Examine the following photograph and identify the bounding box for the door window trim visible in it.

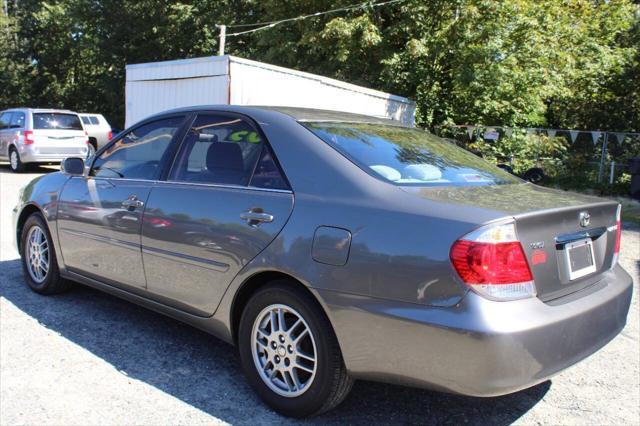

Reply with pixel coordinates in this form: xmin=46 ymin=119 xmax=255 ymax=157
xmin=153 ymin=179 xmax=292 ymax=194
xmin=166 ymin=110 xmax=292 ymax=192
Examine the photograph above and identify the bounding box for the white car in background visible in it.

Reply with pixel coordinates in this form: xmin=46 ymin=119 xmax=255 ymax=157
xmin=0 ymin=108 xmax=89 ymax=172
xmin=79 ymin=113 xmax=113 ymax=156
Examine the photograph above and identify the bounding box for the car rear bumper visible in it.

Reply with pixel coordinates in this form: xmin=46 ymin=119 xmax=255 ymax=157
xmin=17 ymin=144 xmax=88 ymax=163
xmin=316 ymin=264 xmax=633 ymax=396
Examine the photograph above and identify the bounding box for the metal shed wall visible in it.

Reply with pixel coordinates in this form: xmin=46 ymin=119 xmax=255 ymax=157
xmin=228 ymin=57 xmax=415 ymax=125
xmin=125 ymin=55 xmax=415 ymax=127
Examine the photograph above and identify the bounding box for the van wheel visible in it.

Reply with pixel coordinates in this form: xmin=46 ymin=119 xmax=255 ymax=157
xmin=9 ymin=147 xmax=25 ymax=173
xmin=238 ymin=281 xmax=353 ymax=418
xmin=20 ymin=213 xmax=72 ymax=294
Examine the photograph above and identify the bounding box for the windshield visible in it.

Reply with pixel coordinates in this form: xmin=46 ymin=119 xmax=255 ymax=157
xmin=33 ymin=113 xmax=83 ymax=130
xmin=305 ymin=122 xmax=520 ymax=187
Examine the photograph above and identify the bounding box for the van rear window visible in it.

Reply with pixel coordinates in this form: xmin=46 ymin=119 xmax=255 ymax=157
xmin=33 ymin=113 xmax=83 ymax=130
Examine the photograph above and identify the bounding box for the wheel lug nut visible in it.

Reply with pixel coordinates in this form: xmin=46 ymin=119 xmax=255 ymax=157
xmin=279 ymin=335 xmax=285 ymax=343
xmin=288 ymin=345 xmax=293 ymax=353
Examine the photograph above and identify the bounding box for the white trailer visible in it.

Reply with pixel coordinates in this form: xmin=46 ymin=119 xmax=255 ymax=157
xmin=125 ymin=55 xmax=415 ymax=127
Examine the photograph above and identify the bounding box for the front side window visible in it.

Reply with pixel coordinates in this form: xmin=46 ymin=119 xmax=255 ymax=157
xmin=91 ymin=116 xmax=185 ymax=180
xmin=305 ymin=122 xmax=520 ymax=187
xmin=33 ymin=113 xmax=83 ymax=130
xmin=170 ymin=114 xmax=265 ymax=186
xmin=10 ymin=112 xmax=25 ymax=129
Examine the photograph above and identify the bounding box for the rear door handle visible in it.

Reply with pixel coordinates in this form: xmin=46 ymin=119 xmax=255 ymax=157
xmin=240 ymin=209 xmax=274 ymax=227
xmin=121 ymin=195 xmax=144 ymax=210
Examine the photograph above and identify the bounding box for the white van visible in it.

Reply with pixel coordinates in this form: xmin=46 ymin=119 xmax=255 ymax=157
xmin=0 ymin=108 xmax=89 ymax=172
xmin=79 ymin=113 xmax=113 ymax=155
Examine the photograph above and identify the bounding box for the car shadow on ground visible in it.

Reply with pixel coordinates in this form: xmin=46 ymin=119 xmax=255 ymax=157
xmin=0 ymin=258 xmax=551 ymax=425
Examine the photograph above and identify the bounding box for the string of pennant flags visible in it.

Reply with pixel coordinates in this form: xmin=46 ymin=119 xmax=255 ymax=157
xmin=449 ymin=125 xmax=640 ymax=145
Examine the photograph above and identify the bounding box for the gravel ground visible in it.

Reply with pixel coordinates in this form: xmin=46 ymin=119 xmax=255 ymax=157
xmin=1 ymin=164 xmax=638 ymax=425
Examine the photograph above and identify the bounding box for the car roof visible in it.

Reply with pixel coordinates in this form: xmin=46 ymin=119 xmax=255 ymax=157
xmin=153 ymin=105 xmax=409 ymax=127
xmin=3 ymin=108 xmax=78 ymax=114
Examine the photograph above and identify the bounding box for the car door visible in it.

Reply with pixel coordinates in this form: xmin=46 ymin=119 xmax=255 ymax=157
xmin=57 ymin=114 xmax=189 ymax=290
xmin=140 ymin=113 xmax=294 ymax=316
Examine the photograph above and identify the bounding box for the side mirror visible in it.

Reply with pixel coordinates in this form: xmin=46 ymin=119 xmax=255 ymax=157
xmin=61 ymin=157 xmax=85 ymax=175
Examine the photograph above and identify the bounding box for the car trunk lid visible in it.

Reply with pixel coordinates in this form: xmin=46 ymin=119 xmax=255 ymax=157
xmin=402 ymin=183 xmax=619 ymax=301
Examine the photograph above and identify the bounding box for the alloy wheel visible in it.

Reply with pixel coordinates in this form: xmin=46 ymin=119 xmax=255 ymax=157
xmin=26 ymin=225 xmax=49 ymax=283
xmin=251 ymin=304 xmax=318 ymax=398
xmin=10 ymin=150 xmax=18 ymax=170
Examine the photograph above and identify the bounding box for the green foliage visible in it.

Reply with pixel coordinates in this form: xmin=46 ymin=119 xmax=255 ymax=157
xmin=470 ymin=132 xmax=569 ymax=175
xmin=0 ymin=0 xmax=638 ymax=133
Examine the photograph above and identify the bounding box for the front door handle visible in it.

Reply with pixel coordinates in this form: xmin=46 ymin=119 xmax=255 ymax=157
xmin=240 ymin=209 xmax=274 ymax=227
xmin=121 ymin=195 xmax=144 ymax=210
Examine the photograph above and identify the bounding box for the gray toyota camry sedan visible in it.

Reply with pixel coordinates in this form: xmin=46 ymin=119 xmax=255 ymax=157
xmin=13 ymin=106 xmax=633 ymax=418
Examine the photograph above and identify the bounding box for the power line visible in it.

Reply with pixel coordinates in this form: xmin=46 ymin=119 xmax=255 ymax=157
xmin=224 ymin=0 xmax=408 ymax=37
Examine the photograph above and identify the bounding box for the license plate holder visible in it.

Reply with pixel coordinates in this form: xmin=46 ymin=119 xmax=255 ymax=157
xmin=565 ymin=238 xmax=597 ymax=281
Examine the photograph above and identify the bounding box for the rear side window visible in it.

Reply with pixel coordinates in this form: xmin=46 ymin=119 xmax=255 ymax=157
xmin=10 ymin=112 xmax=25 ymax=129
xmin=170 ymin=114 xmax=265 ymax=186
xmin=89 ymin=116 xmax=100 ymax=125
xmin=33 ymin=113 xmax=83 ymax=130
xmin=81 ymin=116 xmax=91 ymax=125
xmin=305 ymin=122 xmax=519 ymax=187
xmin=91 ymin=116 xmax=185 ymax=180
xmin=250 ymin=146 xmax=290 ymax=190
xmin=0 ymin=112 xmax=12 ymax=129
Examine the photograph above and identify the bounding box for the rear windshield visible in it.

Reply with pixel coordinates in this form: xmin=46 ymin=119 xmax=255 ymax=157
xmin=305 ymin=122 xmax=519 ymax=187
xmin=33 ymin=113 xmax=83 ymax=130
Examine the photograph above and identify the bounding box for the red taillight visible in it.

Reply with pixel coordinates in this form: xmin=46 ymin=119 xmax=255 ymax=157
xmin=450 ymin=222 xmax=536 ymax=300
xmin=23 ymin=130 xmax=34 ymax=145
xmin=614 ymin=220 xmax=622 ymax=254
xmin=451 ymin=241 xmax=533 ymax=285
xmin=612 ymin=204 xmax=622 ymax=267
xmin=108 ymin=131 xmax=113 ymax=140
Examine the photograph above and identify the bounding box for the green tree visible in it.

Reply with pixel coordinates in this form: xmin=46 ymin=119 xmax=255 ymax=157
xmin=0 ymin=0 xmax=638 ymax=132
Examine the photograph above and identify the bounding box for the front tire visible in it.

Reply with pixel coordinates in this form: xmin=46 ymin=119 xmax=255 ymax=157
xmin=238 ymin=281 xmax=353 ymax=418
xmin=20 ymin=213 xmax=72 ymax=294
xmin=9 ymin=147 xmax=25 ymax=173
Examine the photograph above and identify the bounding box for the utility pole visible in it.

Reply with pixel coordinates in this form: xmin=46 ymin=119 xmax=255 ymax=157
xmin=216 ymin=24 xmax=226 ymax=56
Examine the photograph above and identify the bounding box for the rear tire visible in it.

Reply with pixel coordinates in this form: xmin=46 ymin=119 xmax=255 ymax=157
xmin=9 ymin=147 xmax=25 ymax=173
xmin=20 ymin=213 xmax=72 ymax=294
xmin=238 ymin=281 xmax=353 ymax=418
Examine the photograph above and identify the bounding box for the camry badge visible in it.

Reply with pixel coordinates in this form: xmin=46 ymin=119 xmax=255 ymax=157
xmin=579 ymin=211 xmax=590 ymax=228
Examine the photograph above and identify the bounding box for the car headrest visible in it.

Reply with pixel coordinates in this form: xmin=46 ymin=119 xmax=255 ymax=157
xmin=403 ymin=164 xmax=442 ymax=181
xmin=206 ymin=142 xmax=244 ymax=172
xmin=370 ymin=165 xmax=401 ymax=181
